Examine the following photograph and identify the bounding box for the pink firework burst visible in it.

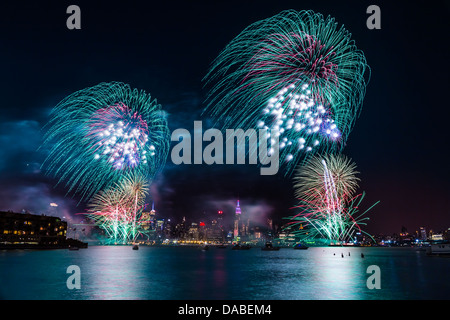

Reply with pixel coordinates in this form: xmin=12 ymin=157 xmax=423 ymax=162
xmin=243 ymin=32 xmax=339 ymax=105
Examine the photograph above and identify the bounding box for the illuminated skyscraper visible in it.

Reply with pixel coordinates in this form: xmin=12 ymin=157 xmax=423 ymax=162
xmin=236 ymin=200 xmax=241 ymax=215
xmin=141 ymin=202 xmax=156 ymax=231
xmin=234 ymin=200 xmax=241 ymax=238
xmin=217 ymin=210 xmax=223 ymax=227
xmin=420 ymin=227 xmax=427 ymax=241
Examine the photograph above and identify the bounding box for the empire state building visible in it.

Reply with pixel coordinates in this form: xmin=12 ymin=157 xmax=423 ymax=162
xmin=233 ymin=200 xmax=241 ymax=238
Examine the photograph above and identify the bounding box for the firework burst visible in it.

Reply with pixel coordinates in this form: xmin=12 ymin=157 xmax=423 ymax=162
xmin=203 ymin=10 xmax=369 ymax=174
xmin=285 ymin=154 xmax=378 ymax=243
xmin=85 ymin=173 xmax=151 ymax=244
xmin=293 ymin=153 xmax=360 ymax=205
xmin=41 ymin=82 xmax=170 ymax=201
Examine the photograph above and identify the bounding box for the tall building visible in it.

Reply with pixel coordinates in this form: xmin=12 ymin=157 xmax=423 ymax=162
xmin=149 ymin=202 xmax=156 ymax=230
xmin=175 ymin=216 xmax=187 ymax=239
xmin=233 ymin=199 xmax=250 ymax=240
xmin=420 ymin=227 xmax=427 ymax=241
xmin=188 ymin=222 xmax=199 ymax=240
xmin=241 ymin=217 xmax=249 ymax=238
xmin=208 ymin=219 xmax=225 ymax=243
xmin=235 ymin=200 xmax=241 ymax=215
xmin=267 ymin=218 xmax=273 ymax=231
xmin=234 ymin=200 xmax=241 ymax=238
xmin=156 ymin=219 xmax=165 ymax=232
xmin=141 ymin=202 xmax=156 ymax=231
xmin=217 ymin=210 xmax=223 ymax=226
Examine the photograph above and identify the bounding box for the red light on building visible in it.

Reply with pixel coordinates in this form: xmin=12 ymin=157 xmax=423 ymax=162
xmin=199 ymin=222 xmax=206 ymax=227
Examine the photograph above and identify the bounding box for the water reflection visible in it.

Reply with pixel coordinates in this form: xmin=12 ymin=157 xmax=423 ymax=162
xmin=81 ymin=246 xmax=146 ymax=299
xmin=309 ymin=247 xmax=369 ymax=299
xmin=212 ymin=251 xmax=227 ymax=296
xmin=0 ymin=246 xmax=449 ymax=299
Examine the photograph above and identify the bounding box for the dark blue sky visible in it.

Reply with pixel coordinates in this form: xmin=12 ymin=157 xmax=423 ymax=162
xmin=0 ymin=0 xmax=449 ymax=235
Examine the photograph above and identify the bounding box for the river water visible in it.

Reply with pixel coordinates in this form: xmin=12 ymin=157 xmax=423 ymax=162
xmin=0 ymin=245 xmax=448 ymax=300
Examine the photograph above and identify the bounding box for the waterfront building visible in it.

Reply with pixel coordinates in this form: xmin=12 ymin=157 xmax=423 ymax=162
xmin=0 ymin=211 xmax=67 ymax=246
xmin=0 ymin=210 xmax=86 ymax=248
xmin=431 ymin=233 xmax=444 ymax=241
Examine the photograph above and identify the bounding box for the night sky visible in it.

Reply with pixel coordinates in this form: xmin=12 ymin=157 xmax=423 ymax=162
xmin=0 ymin=0 xmax=449 ymax=235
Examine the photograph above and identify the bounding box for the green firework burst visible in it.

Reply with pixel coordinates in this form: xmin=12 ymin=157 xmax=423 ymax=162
xmin=41 ymin=82 xmax=170 ymax=202
xmin=203 ymin=10 xmax=370 ymax=175
xmin=285 ymin=153 xmax=379 ymax=243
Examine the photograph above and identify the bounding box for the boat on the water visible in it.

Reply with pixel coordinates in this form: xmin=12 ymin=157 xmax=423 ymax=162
xmin=293 ymin=243 xmax=309 ymax=250
xmin=261 ymin=242 xmax=280 ymax=251
xmin=132 ymin=244 xmax=139 ymax=250
xmin=426 ymin=242 xmax=450 ymax=256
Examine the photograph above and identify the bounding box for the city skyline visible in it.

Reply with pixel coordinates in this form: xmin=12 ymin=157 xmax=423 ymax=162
xmin=3 ymin=190 xmax=448 ymax=239
xmin=0 ymin=1 xmax=449 ymax=237
xmin=32 ymin=196 xmax=448 ymax=244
